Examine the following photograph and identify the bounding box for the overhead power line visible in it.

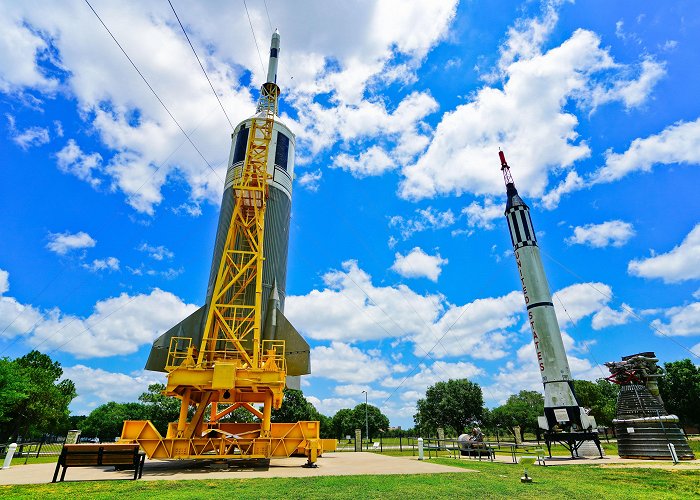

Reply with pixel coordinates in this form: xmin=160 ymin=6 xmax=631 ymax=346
xmin=167 ymin=0 xmax=235 ymax=131
xmin=242 ymin=0 xmax=266 ymax=75
xmin=83 ymin=0 xmax=222 ymax=183
xmin=263 ymin=0 xmax=274 ymax=33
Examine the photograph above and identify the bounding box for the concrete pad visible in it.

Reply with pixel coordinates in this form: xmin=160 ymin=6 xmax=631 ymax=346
xmin=0 ymin=452 xmax=477 ymax=485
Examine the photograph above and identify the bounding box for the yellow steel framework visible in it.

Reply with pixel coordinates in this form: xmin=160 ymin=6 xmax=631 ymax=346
xmin=121 ymin=83 xmax=333 ymax=464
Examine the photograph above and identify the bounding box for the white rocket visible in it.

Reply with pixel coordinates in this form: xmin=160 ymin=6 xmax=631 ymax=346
xmin=500 ymin=150 xmax=594 ymax=431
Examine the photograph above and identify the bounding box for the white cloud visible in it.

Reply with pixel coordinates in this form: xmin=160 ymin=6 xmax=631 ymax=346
xmin=332 ymin=146 xmax=395 ymax=178
xmin=0 ymin=269 xmax=8 ymax=295
xmin=286 ymin=260 xmax=444 ymax=342
xmin=0 ymin=9 xmax=59 ymax=92
xmin=413 ymin=291 xmax=523 ymax=360
xmin=82 ymin=257 xmax=120 ymax=273
xmin=391 ymin=247 xmax=448 ymax=282
xmin=0 ymin=1 xmax=455 ymax=214
xmin=0 ymin=269 xmax=43 ymax=340
xmin=56 ymin=140 xmax=103 ymax=188
xmin=591 ymin=304 xmax=634 ymax=330
xmin=297 ymin=169 xmax=322 ymax=192
xmin=628 ymin=223 xmax=700 ymax=283
xmin=62 ymin=365 xmax=164 ymax=415
xmin=565 ymin=220 xmax=635 ymax=248
xmin=291 ymin=261 xmax=627 ymax=370
xmin=399 ymin=6 xmax=664 ymax=203
xmin=382 ymin=361 xmax=484 ymax=393
xmin=552 ymin=282 xmax=627 ymax=329
xmin=692 ymin=343 xmax=700 ymax=357
xmin=0 ymin=282 xmax=197 ymax=358
xmin=461 ymin=198 xmax=503 ymax=230
xmin=389 ymin=206 xmax=456 ymax=240
xmin=171 ymin=202 xmax=202 ymax=217
xmin=305 ymin=396 xmax=358 ymax=417
xmin=310 ymin=342 xmax=392 ymax=384
xmin=6 ymin=114 xmax=50 ymax=150
xmin=540 ymin=170 xmax=585 ymax=209
xmin=590 ymin=58 xmax=665 ymax=110
xmin=650 ymin=302 xmax=700 ymax=337
xmin=594 ymin=118 xmax=700 ymax=184
xmin=377 ymin=360 xmax=485 ymax=421
xmin=484 ymin=339 xmax=598 ymax=405
xmin=46 ymin=230 xmax=96 ymax=255
xmin=138 ymin=243 xmax=174 ymax=261
xmin=334 ymin=384 xmax=390 ymax=399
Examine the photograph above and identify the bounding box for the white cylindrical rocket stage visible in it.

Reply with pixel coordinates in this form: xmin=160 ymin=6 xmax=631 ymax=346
xmin=500 ymin=151 xmax=592 ymax=431
xmin=267 ymin=29 xmax=280 ymax=84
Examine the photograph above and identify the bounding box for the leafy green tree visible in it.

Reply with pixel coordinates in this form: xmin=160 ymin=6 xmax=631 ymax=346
xmin=0 ymin=358 xmax=30 ymax=440
xmin=81 ymin=402 xmax=149 ymax=442
xmin=331 ymin=408 xmax=354 ymax=439
xmin=658 ymin=359 xmax=700 ymax=427
xmin=573 ymin=379 xmax=619 ymax=427
xmin=138 ymin=383 xmax=181 ymax=436
xmin=271 ymin=388 xmax=321 ymax=422
xmin=490 ymin=390 xmax=544 ymax=440
xmin=350 ymin=404 xmax=389 ymax=441
xmin=0 ymin=351 xmax=76 ymax=442
xmin=219 ymin=406 xmax=257 ymax=423
xmin=414 ymin=379 xmax=484 ymax=436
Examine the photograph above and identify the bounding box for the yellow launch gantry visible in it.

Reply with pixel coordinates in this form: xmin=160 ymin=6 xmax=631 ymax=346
xmin=120 ymin=82 xmax=328 ymax=465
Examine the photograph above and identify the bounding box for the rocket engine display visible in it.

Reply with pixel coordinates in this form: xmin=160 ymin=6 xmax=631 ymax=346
xmin=499 ymin=150 xmax=603 ymax=457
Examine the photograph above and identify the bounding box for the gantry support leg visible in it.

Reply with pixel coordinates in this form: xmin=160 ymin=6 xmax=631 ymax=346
xmin=176 ymin=388 xmax=191 ymax=436
xmin=184 ymin=392 xmax=213 ymax=440
xmin=261 ymin=392 xmax=273 ymax=438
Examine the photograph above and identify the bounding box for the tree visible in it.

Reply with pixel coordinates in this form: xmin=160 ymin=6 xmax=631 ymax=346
xmin=331 ymin=408 xmax=354 ymax=439
xmin=658 ymin=359 xmax=700 ymax=428
xmin=81 ymin=402 xmax=150 ymax=442
xmin=138 ymin=383 xmax=181 ymax=436
xmin=219 ymin=406 xmax=257 ymax=423
xmin=270 ymin=388 xmax=333 ymax=438
xmin=271 ymin=388 xmax=321 ymax=423
xmin=414 ymin=379 xmax=483 ymax=436
xmin=490 ymin=390 xmax=544 ymax=440
xmin=0 ymin=351 xmax=76 ymax=442
xmin=351 ymin=404 xmax=389 ymax=441
xmin=573 ymin=379 xmax=619 ymax=427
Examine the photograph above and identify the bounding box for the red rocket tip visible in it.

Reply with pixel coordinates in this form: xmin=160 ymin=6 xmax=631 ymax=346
xmin=499 ymin=150 xmax=507 ymax=167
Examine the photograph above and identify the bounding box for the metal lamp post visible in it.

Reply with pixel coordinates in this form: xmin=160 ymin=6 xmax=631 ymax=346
xmin=362 ymin=390 xmax=369 ymax=450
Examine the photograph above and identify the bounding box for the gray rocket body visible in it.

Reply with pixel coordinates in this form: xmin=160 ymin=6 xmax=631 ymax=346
xmin=145 ymin=31 xmax=309 ymax=388
xmin=501 ymin=154 xmax=593 ymax=431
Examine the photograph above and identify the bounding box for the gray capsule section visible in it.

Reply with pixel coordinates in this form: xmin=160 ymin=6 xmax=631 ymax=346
xmin=145 ymin=117 xmax=296 ymax=372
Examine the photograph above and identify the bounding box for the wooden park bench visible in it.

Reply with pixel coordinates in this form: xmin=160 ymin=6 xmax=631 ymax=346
xmin=52 ymin=444 xmax=145 ymax=482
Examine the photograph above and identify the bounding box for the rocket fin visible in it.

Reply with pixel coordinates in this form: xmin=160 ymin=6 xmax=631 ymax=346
xmin=145 ymin=305 xmax=205 ymax=372
xmin=275 ymin=309 xmax=311 ymax=376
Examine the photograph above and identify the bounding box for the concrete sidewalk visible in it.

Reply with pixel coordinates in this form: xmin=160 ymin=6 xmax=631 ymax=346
xmin=0 ymin=452 xmax=477 ymax=485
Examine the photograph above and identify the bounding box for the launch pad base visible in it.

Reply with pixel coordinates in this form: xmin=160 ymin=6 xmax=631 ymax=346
xmin=544 ymin=431 xmax=603 ymax=459
xmin=120 ymin=420 xmax=336 ymax=465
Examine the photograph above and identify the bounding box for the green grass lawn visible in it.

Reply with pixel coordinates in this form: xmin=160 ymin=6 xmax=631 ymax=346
xmin=1 ymin=458 xmax=698 ymax=499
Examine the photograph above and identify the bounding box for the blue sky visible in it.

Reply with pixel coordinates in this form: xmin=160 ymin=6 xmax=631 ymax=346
xmin=1 ymin=0 xmax=699 ymax=428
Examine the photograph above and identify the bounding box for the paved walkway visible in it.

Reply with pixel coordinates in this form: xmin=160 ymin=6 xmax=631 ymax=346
xmin=0 ymin=452 xmax=477 ymax=485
